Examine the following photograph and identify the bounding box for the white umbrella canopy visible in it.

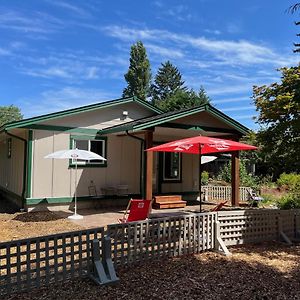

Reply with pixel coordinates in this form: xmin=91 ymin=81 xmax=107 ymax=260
xmin=44 ymin=149 xmax=106 ymax=161
xmin=45 ymin=149 xmax=106 ymax=220
xmin=201 ymin=156 xmax=217 ymax=164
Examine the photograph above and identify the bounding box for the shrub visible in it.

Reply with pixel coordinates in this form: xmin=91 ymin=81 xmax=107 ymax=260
xmin=201 ymin=171 xmax=209 ymax=185
xmin=277 ymin=173 xmax=300 ymax=190
xmin=277 ymin=182 xmax=300 ymax=209
xmin=217 ymin=160 xmax=258 ymax=187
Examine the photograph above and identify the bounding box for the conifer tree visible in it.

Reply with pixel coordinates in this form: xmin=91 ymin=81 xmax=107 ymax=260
xmin=123 ymin=41 xmax=151 ymax=100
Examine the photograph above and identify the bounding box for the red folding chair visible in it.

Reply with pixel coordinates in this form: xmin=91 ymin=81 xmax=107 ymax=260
xmin=119 ymin=199 xmax=152 ymax=223
xmin=210 ymin=201 xmax=228 ymax=212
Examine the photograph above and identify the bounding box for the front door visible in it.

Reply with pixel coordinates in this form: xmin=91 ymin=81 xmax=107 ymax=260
xmin=152 ymin=152 xmax=159 ymax=194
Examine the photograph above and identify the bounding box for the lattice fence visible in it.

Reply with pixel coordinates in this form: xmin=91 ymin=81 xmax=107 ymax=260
xmin=202 ymin=185 xmax=251 ymax=202
xmin=1 ymin=209 xmax=300 ymax=296
xmin=107 ymin=213 xmax=217 ymax=268
xmin=0 ymin=227 xmax=104 ymax=295
xmin=217 ymin=210 xmax=300 ymax=246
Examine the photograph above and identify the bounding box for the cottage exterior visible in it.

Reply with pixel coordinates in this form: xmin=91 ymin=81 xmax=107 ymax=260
xmin=0 ymin=96 xmax=249 ymax=211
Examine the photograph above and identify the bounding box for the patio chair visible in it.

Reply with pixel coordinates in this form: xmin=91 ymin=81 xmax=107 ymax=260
xmin=247 ymin=189 xmax=264 ymax=207
xmin=210 ymin=201 xmax=228 ymax=212
xmin=119 ymin=199 xmax=152 ymax=223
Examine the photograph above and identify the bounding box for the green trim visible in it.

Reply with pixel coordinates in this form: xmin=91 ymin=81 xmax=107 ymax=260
xmin=69 ymin=135 xmax=108 ymax=168
xmin=26 ymin=194 xmax=137 ymax=205
xmin=99 ymin=106 xmax=207 ymax=135
xmin=159 ymin=123 xmax=241 ymax=134
xmin=1 ymin=96 xmax=162 ymax=132
xmin=207 ymin=105 xmax=249 ymax=135
xmin=26 ymin=130 xmax=33 ymax=198
xmin=100 ymin=103 xmax=250 ymax=136
xmin=22 ymin=124 xmax=101 ymax=135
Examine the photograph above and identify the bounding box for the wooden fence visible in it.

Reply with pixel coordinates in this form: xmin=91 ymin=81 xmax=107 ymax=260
xmin=107 ymin=213 xmax=216 ymax=268
xmin=1 ymin=209 xmax=300 ymax=296
xmin=0 ymin=227 xmax=104 ymax=295
xmin=202 ymin=185 xmax=251 ymax=202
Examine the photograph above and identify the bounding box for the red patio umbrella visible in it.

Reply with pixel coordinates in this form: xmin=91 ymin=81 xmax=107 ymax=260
xmin=147 ymin=136 xmax=257 ymax=212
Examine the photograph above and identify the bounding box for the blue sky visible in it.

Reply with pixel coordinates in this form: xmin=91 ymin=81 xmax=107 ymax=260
xmin=0 ymin=0 xmax=299 ymax=129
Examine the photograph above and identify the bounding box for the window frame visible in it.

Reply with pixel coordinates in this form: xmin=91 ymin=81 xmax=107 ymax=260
xmin=69 ymin=135 xmax=107 ymax=168
xmin=161 ymin=151 xmax=182 ymax=183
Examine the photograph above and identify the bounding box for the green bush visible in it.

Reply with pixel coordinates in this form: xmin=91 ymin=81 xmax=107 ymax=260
xmin=277 ymin=182 xmax=300 ymax=209
xmin=217 ymin=160 xmax=258 ymax=187
xmin=277 ymin=173 xmax=300 ymax=190
xmin=201 ymin=171 xmax=209 ymax=185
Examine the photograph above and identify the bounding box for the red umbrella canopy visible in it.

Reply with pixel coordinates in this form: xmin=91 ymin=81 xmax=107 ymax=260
xmin=147 ymin=136 xmax=257 ymax=155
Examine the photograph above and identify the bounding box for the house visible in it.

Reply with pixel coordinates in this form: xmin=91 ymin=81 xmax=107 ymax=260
xmin=0 ymin=96 xmax=249 ymax=211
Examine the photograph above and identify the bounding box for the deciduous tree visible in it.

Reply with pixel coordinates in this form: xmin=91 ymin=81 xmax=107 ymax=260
xmin=0 ymin=105 xmax=23 ymax=127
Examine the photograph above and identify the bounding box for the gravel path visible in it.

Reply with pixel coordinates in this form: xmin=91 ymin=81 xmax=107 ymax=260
xmin=8 ymin=242 xmax=300 ymax=300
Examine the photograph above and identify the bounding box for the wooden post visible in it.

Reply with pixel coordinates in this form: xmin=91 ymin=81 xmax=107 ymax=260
xmin=145 ymin=130 xmax=153 ymax=201
xmin=231 ymin=151 xmax=240 ymax=207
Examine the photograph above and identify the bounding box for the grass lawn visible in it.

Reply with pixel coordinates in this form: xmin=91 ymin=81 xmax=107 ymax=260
xmin=8 ymin=242 xmax=300 ymax=300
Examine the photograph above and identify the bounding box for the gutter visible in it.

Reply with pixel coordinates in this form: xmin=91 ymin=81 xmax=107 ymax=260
xmin=5 ymin=130 xmax=27 ymax=210
xmin=125 ymin=130 xmax=145 ymax=198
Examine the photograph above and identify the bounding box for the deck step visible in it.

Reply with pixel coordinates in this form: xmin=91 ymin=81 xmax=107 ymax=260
xmin=154 ymin=195 xmax=182 ymax=203
xmin=153 ymin=195 xmax=186 ymax=209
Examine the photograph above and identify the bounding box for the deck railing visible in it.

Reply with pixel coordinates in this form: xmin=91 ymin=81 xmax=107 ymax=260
xmin=202 ymin=185 xmax=252 ymax=202
xmin=1 ymin=209 xmax=300 ymax=296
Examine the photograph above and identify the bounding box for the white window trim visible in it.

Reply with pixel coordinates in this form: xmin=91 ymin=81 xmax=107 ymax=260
xmin=71 ymin=138 xmax=106 ymax=166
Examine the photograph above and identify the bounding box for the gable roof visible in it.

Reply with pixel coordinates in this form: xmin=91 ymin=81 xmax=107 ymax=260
xmin=100 ymin=103 xmax=249 ymax=135
xmin=1 ymin=96 xmax=163 ymax=132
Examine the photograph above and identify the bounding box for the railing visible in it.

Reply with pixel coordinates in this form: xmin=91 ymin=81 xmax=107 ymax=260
xmin=218 ymin=209 xmax=299 ymax=246
xmin=107 ymin=213 xmax=216 ymax=268
xmin=202 ymin=185 xmax=252 ymax=202
xmin=1 ymin=209 xmax=300 ymax=296
xmin=0 ymin=227 xmax=104 ymax=295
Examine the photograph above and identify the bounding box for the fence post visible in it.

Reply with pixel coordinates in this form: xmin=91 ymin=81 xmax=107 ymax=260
xmin=89 ymin=237 xmax=119 ymax=286
xmin=213 ymin=218 xmax=231 ymax=256
xmin=277 ymin=214 xmax=292 ymax=245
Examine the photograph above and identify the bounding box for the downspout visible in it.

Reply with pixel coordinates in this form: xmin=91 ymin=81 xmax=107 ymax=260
xmin=125 ymin=130 xmax=145 ymax=198
xmin=5 ymin=131 xmax=27 ymax=210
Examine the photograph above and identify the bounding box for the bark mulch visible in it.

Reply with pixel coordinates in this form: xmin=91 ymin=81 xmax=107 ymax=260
xmin=0 ymin=211 xmax=82 ymax=242
xmin=8 ymin=242 xmax=300 ymax=300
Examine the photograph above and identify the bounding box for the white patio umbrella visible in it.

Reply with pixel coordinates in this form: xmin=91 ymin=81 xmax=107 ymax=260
xmin=45 ymin=149 xmax=106 ymax=220
xmin=201 ymin=156 xmax=217 ymax=164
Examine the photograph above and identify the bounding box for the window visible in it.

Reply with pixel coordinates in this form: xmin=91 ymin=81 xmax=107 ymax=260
xmin=7 ymin=138 xmax=12 ymax=158
xmin=70 ymin=136 xmax=107 ymax=167
xmin=162 ymin=152 xmax=181 ymax=182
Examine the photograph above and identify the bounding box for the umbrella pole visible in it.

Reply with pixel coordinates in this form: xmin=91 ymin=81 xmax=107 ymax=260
xmin=199 ymin=144 xmax=202 ymax=213
xmin=75 ymin=157 xmax=77 ymax=216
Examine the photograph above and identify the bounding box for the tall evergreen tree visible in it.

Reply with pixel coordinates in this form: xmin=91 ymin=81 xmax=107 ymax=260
xmin=156 ymin=87 xmax=210 ymax=112
xmin=151 ymin=61 xmax=186 ymax=105
xmin=122 ymin=41 xmax=151 ymax=100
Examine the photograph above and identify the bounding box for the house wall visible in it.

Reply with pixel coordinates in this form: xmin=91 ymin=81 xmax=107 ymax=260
xmin=43 ymin=102 xmax=154 ymax=129
xmin=31 ymin=130 xmax=141 ymax=200
xmin=0 ymin=131 xmax=26 ymax=206
xmin=159 ymin=153 xmax=199 ymax=194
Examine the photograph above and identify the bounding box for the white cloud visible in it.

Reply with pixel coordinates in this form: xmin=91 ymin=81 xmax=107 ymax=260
xmin=45 ymin=1 xmax=91 ymax=17
xmin=102 ymin=26 xmax=298 ymax=67
xmin=0 ymin=10 xmax=64 ymax=34
xmin=221 ymin=105 xmax=254 ymax=112
xmin=19 ymin=87 xmax=118 ymax=117
xmin=146 ymin=44 xmax=184 ymax=59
